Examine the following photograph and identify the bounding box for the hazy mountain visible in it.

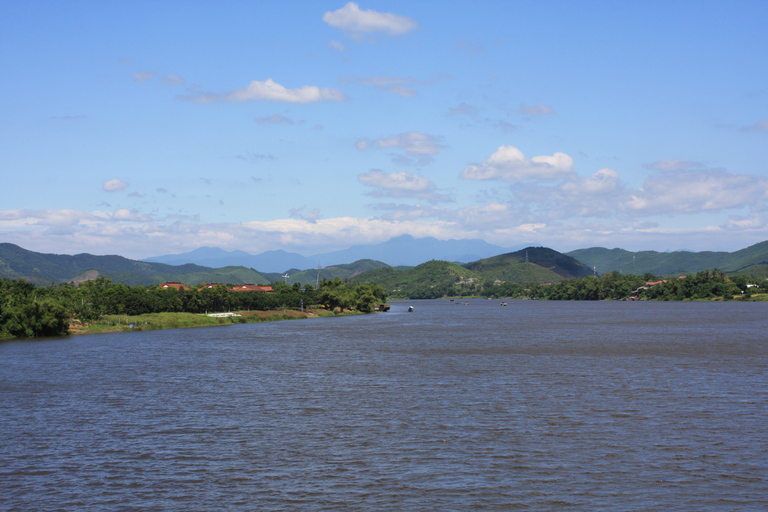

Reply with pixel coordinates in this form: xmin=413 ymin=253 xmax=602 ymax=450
xmin=318 ymin=235 xmax=514 ymax=267
xmin=144 ymin=235 xmax=515 ymax=272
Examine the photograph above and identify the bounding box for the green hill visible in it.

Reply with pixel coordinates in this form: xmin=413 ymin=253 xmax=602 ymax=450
xmin=464 ymin=247 xmax=594 ymax=283
xmin=568 ymin=241 xmax=768 ymax=277
xmin=0 ymin=243 xmax=270 ymax=286
xmin=354 ymin=260 xmax=482 ymax=299
xmin=351 ymin=247 xmax=597 ymax=299
xmin=278 ymin=259 xmax=391 ymax=287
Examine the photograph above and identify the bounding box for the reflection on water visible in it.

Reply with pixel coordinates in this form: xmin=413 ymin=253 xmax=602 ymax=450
xmin=2 ymin=300 xmax=767 ymax=511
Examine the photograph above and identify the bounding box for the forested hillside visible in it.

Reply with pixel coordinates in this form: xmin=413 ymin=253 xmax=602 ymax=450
xmin=0 ymin=243 xmax=270 ymax=286
xmin=568 ymin=241 xmax=768 ymax=276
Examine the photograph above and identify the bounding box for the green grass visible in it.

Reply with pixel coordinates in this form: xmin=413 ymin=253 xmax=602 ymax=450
xmin=71 ymin=308 xmax=363 ymax=336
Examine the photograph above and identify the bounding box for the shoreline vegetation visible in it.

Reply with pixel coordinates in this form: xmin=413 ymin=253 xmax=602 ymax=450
xmin=0 ymin=277 xmax=387 ymax=341
xmin=2 ymin=268 xmax=767 ymax=341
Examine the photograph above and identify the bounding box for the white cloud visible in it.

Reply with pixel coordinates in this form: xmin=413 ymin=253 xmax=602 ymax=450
xmin=5 ymin=204 xmax=768 ymax=260
xmin=358 ymin=169 xmax=451 ymax=202
xmin=102 ymin=178 xmax=129 ymax=192
xmin=188 ymin=78 xmax=346 ymax=104
xmin=625 ymin=169 xmax=768 ymax=214
xmin=461 ymin=145 xmax=575 ymax=181
xmin=328 ymin=40 xmax=345 ymax=52
xmin=520 ymin=102 xmax=555 ymax=116
xmin=323 ymin=2 xmax=417 ymax=35
xmin=112 ymin=209 xmax=152 ymax=222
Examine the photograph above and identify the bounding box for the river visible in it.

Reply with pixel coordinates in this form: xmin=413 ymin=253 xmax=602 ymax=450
xmin=1 ymin=299 xmax=767 ymax=511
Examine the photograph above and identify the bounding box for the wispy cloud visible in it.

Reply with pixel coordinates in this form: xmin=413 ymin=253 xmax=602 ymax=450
xmin=289 ymin=206 xmax=321 ymax=223
xmin=51 ymin=115 xmax=88 ymax=121
xmin=358 ymin=169 xmax=451 ymax=203
xmin=456 ymin=38 xmax=485 ymax=56
xmin=323 ymin=2 xmax=417 ymax=36
xmin=742 ymin=120 xmax=768 ymax=132
xmin=162 ymin=73 xmax=185 ymax=86
xmin=520 ymin=102 xmax=555 ymax=116
xmin=255 ymin=114 xmax=294 ymax=125
xmin=356 ymin=131 xmax=442 ymax=165
xmin=132 ymin=70 xmax=157 ymax=83
xmin=340 ymin=75 xmax=422 ymax=97
xmin=645 ymin=159 xmax=705 ymax=172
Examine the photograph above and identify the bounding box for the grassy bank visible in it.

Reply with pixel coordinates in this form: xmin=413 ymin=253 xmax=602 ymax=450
xmin=68 ymin=309 xmax=358 ymax=336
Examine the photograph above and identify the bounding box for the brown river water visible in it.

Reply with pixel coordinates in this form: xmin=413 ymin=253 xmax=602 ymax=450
xmin=2 ymin=299 xmax=767 ymax=511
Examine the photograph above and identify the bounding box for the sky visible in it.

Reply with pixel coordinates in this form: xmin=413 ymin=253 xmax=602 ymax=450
xmin=1 ymin=1 xmax=767 ymax=259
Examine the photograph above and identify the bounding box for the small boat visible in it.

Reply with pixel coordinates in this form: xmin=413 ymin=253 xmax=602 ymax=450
xmin=408 ymin=306 xmax=414 ymax=312
xmin=500 ymin=302 xmax=507 ymax=306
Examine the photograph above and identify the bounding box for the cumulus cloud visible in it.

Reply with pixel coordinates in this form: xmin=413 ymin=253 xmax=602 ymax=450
xmin=5 ymin=200 xmax=768 ymax=260
xmin=328 ymin=40 xmax=345 ymax=52
xmin=520 ymin=102 xmax=555 ymax=116
xmin=323 ymin=2 xmax=417 ymax=35
xmin=358 ymin=169 xmax=451 ymax=202
xmin=187 ymin=78 xmax=346 ymax=104
xmin=112 ymin=209 xmax=152 ymax=222
xmin=102 ymin=178 xmax=129 ymax=192
xmin=461 ymin=145 xmax=575 ymax=181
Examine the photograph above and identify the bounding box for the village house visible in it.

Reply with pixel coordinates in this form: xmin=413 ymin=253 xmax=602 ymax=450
xmin=160 ymin=282 xmax=189 ymax=290
xmin=162 ymin=283 xmax=274 ymax=293
xmin=230 ymin=284 xmax=274 ymax=293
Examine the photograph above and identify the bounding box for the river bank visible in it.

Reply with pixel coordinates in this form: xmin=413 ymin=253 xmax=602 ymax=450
xmin=67 ymin=309 xmax=359 ymax=336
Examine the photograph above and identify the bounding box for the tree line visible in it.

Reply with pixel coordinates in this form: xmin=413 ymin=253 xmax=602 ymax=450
xmin=0 ymin=277 xmax=387 ymax=339
xmin=478 ymin=269 xmax=757 ymax=301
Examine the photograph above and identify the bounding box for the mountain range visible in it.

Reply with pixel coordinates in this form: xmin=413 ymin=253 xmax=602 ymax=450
xmin=2 ymin=238 xmax=768 ymax=289
xmin=143 ymin=235 xmax=517 ymax=272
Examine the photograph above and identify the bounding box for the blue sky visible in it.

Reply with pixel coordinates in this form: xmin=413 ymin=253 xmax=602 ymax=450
xmin=2 ymin=1 xmax=767 ymax=259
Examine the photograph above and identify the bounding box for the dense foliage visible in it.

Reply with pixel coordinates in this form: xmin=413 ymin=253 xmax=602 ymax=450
xmin=477 ymin=269 xmax=755 ymax=301
xmin=1 ymin=277 xmax=387 ymax=340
